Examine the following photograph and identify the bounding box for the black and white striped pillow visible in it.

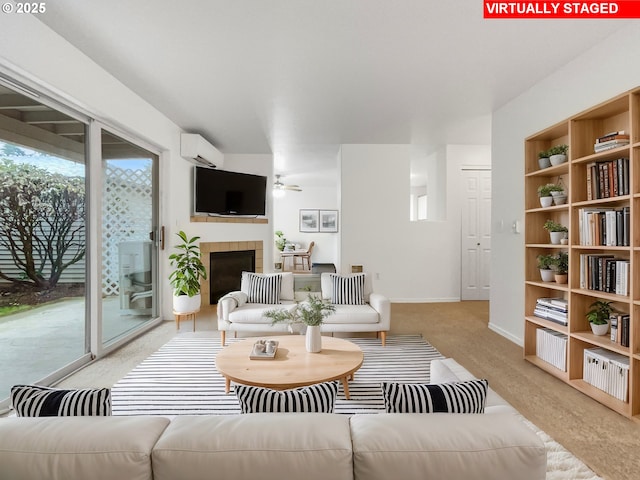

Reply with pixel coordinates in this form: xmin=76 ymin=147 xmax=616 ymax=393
xmin=381 ymin=379 xmax=488 ymax=414
xmin=10 ymin=385 xmax=111 ymax=417
xmin=247 ymin=273 xmax=281 ymax=304
xmin=235 ymin=381 xmax=339 ymax=413
xmin=330 ymin=274 xmax=365 ymax=305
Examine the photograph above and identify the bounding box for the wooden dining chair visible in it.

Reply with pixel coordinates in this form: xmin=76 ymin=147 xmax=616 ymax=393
xmin=294 ymin=241 xmax=314 ymax=271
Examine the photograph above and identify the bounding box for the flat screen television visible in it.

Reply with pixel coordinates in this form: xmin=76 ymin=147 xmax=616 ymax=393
xmin=193 ymin=167 xmax=267 ymax=216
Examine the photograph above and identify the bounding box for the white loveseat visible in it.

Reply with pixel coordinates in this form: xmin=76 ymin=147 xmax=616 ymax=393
xmin=217 ymin=272 xmax=390 ymax=346
xmin=0 ymin=358 xmax=546 ymax=480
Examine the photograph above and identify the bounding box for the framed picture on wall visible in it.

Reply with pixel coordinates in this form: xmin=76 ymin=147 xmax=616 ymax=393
xmin=319 ymin=210 xmax=339 ymax=232
xmin=299 ymin=209 xmax=319 ymax=232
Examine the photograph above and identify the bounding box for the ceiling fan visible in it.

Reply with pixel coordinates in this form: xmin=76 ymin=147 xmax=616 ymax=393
xmin=273 ymin=174 xmax=302 ymax=196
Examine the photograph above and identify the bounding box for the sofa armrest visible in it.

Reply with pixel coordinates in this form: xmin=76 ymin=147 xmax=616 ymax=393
xmin=218 ymin=291 xmax=248 ymax=321
xmin=368 ymin=293 xmax=390 ymax=331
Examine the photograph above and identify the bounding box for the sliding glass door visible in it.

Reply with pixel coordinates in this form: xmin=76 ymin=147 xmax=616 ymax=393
xmin=0 ymin=75 xmax=161 ymax=410
xmin=100 ymin=128 xmax=159 ymax=345
xmin=0 ymin=84 xmax=90 ymax=401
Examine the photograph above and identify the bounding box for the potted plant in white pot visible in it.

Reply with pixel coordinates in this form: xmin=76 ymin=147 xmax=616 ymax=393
xmin=265 ymin=295 xmax=336 ymax=353
xmin=548 ymin=144 xmax=569 ymax=166
xmin=538 ymin=150 xmax=551 ymax=169
xmin=169 ymin=230 xmax=207 ymax=313
xmin=543 ymin=219 xmax=568 ymax=245
xmin=550 ymin=251 xmax=568 ymax=284
xmin=537 ymin=183 xmax=563 ymax=207
xmin=586 ymin=300 xmax=613 ymax=336
xmin=537 ymin=254 xmax=556 ymax=282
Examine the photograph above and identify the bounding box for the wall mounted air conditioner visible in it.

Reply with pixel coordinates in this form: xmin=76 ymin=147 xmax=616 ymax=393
xmin=180 ymin=133 xmax=224 ymax=168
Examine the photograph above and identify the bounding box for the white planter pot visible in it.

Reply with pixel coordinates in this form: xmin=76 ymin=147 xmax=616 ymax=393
xmin=549 ymin=232 xmax=564 ymax=245
xmin=590 ymin=322 xmax=609 ymax=336
xmin=553 ymin=195 xmax=567 ymax=205
xmin=539 ymin=269 xmax=555 ymax=282
xmin=539 ymin=196 xmax=553 ymax=208
xmin=305 ymin=325 xmax=322 ymax=353
xmin=538 ymin=157 xmax=551 ymax=169
xmin=173 ymin=293 xmax=201 ymax=313
xmin=549 ymin=154 xmax=567 ymax=166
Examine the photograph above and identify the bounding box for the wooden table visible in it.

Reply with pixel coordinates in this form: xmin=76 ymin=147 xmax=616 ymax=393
xmin=215 ymin=336 xmax=363 ymax=399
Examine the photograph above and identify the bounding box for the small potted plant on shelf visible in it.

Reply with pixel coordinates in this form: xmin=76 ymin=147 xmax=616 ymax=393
xmin=264 ymin=295 xmax=336 ymax=353
xmin=537 ymin=183 xmax=564 ymax=207
xmin=543 ymin=219 xmax=568 ymax=245
xmin=548 ymin=144 xmax=569 ymax=166
xmin=550 ymin=251 xmax=568 ymax=284
xmin=586 ymin=300 xmax=613 ymax=336
xmin=538 ymin=150 xmax=551 ymax=169
xmin=537 ymin=254 xmax=556 ymax=282
xmin=169 ymin=230 xmax=207 ymax=314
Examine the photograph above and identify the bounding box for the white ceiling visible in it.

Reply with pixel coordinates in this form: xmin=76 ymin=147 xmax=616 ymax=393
xmin=37 ymin=1 xmax=626 ymax=186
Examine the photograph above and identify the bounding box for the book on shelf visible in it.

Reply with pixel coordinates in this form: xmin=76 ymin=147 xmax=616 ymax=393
xmin=583 ymin=348 xmax=629 ymax=402
xmin=585 ymin=159 xmax=629 ymax=200
xmin=536 ymin=328 xmax=567 ymax=371
xmin=536 ymin=297 xmax=568 ymax=310
xmin=596 ymin=131 xmax=627 ymax=143
xmin=533 ymin=300 xmax=568 ymax=325
xmin=578 ymin=254 xmax=629 ymax=294
xmin=594 ymin=139 xmax=630 ymax=153
xmin=578 ymin=207 xmax=629 ymax=246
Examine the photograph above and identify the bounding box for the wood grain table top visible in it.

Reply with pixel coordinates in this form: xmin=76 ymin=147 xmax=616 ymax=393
xmin=215 ymin=335 xmax=363 ymax=390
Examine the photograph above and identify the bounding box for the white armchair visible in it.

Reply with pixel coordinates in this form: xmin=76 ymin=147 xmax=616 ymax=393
xmin=217 ymin=272 xmax=390 ymax=346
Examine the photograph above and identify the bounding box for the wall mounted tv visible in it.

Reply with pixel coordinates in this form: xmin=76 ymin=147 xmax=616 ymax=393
xmin=193 ymin=166 xmax=267 ymax=216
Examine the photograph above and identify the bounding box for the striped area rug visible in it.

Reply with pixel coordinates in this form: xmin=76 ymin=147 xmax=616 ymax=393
xmin=111 ymin=334 xmax=443 ymax=416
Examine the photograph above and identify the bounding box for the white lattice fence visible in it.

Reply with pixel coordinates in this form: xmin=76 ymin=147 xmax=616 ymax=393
xmin=101 ymin=164 xmax=152 ymax=297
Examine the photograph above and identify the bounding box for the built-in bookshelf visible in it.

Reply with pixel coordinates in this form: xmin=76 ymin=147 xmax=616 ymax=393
xmin=524 ymin=87 xmax=640 ymax=422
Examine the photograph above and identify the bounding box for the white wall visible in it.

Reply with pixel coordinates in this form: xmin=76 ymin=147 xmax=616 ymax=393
xmin=490 ymin=23 xmax=640 ymax=345
xmin=339 ymin=144 xmax=490 ymax=302
xmin=273 ymin=186 xmax=339 ymax=268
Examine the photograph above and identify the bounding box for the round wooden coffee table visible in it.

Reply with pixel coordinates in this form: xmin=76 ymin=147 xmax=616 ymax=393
xmin=215 ymin=335 xmax=363 ymax=399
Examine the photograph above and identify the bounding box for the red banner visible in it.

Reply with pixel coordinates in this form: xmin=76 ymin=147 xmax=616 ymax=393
xmin=484 ymin=1 xmax=640 ymax=18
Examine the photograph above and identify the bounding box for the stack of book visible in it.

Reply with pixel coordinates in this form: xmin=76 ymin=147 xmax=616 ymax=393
xmin=585 ymin=158 xmax=629 ymax=200
xmin=536 ymin=328 xmax=567 ymax=371
xmin=533 ymin=297 xmax=568 ymax=326
xmin=578 ymin=254 xmax=629 ymax=295
xmin=583 ymin=348 xmax=629 ymax=402
xmin=610 ymin=313 xmax=630 ymax=347
xmin=593 ymin=131 xmax=630 ymax=153
xmin=577 ymin=207 xmax=630 ymax=246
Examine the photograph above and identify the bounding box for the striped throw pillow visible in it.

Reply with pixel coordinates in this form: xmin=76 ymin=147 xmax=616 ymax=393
xmin=10 ymin=385 xmax=111 ymax=417
xmin=235 ymin=381 xmax=339 ymax=413
xmin=247 ymin=273 xmax=281 ymax=304
xmin=330 ymin=274 xmax=365 ymax=305
xmin=381 ymin=379 xmax=488 ymax=414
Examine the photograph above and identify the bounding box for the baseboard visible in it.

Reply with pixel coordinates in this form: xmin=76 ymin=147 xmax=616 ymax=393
xmin=390 ymin=297 xmax=461 ymax=303
xmin=488 ymin=321 xmax=523 ymax=347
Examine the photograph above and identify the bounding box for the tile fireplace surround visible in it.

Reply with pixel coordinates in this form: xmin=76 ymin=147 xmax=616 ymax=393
xmin=199 ymin=241 xmax=264 ymax=310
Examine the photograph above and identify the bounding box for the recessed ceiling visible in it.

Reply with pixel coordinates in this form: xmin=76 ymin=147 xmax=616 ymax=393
xmin=36 ymin=1 xmax=627 ymax=185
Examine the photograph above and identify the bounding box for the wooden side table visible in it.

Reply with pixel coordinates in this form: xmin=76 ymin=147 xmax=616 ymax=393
xmin=173 ymin=309 xmax=199 ymax=331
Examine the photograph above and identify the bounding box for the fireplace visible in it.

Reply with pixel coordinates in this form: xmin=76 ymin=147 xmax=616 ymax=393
xmin=199 ymin=241 xmax=264 ymax=307
xmin=209 ymin=250 xmax=255 ymax=304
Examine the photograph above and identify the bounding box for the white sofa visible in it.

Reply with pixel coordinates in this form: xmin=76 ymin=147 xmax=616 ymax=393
xmin=0 ymin=358 xmax=547 ymax=480
xmin=217 ymin=272 xmax=391 ymax=346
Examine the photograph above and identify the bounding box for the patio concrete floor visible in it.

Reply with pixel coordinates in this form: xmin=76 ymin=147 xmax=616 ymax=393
xmin=0 ymin=296 xmax=152 ymax=401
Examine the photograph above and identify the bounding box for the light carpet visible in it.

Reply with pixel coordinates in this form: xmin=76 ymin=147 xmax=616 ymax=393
xmin=111 ymin=333 xmax=602 ymax=479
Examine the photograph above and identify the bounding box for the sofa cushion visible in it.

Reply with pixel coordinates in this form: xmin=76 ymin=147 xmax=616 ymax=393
xmin=228 ymin=301 xmax=296 ymax=324
xmin=321 ymin=272 xmax=372 ymax=302
xmin=235 ymin=381 xmax=339 ymax=413
xmin=350 ymin=413 xmax=547 ymax=480
xmin=430 ymin=358 xmax=518 ymax=414
xmin=322 ymin=304 xmax=380 ymax=324
xmin=152 ymin=414 xmax=353 ymax=480
xmin=329 ymin=273 xmax=365 ymax=305
xmin=10 ymin=385 xmax=111 ymax=417
xmin=241 ymin=272 xmax=294 ymax=301
xmin=381 ymin=379 xmax=488 ymax=413
xmin=0 ymin=416 xmax=170 ymax=480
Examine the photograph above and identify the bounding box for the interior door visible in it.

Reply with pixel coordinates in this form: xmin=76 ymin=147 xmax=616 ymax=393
xmin=461 ymin=169 xmax=491 ymax=300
